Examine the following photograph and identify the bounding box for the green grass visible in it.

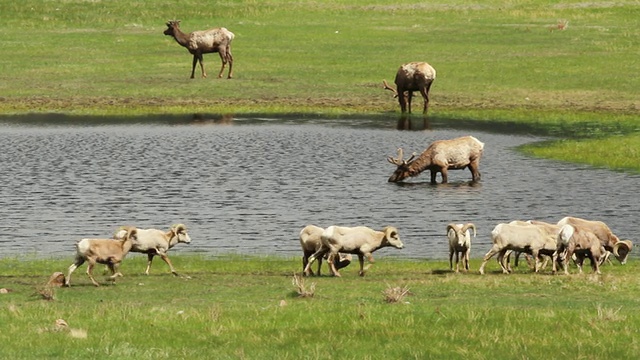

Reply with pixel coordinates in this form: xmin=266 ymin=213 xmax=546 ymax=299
xmin=2 ymin=255 xmax=640 ymax=359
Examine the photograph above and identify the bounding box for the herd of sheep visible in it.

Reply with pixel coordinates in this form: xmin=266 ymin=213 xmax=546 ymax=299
xmin=60 ymin=21 xmax=632 ymax=286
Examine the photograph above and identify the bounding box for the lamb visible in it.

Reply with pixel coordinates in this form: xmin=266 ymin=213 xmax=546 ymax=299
xmin=299 ymin=225 xmax=352 ymax=276
xmin=383 ymin=62 xmax=436 ymax=114
xmin=387 ymin=136 xmax=484 ymax=184
xmin=479 ymin=222 xmax=559 ymax=274
xmin=114 ymin=224 xmax=191 ymax=276
xmin=304 ymin=226 xmax=404 ymax=277
xmin=163 ymin=20 xmax=234 ymax=79
xmin=553 ymin=224 xmax=604 ymax=275
xmin=65 ymin=227 xmax=137 ymax=287
xmin=556 ymin=216 xmax=632 ymax=264
xmin=446 ymin=223 xmax=476 ymax=272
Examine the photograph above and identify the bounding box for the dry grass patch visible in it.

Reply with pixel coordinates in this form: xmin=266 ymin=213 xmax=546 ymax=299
xmin=292 ymin=273 xmax=316 ymax=298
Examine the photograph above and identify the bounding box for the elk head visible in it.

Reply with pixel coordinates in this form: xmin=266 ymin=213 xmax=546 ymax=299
xmin=387 ymin=148 xmax=416 ymax=182
xmin=163 ymin=20 xmax=181 ymax=36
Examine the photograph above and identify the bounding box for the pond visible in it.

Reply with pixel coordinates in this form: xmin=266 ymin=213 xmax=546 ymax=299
xmin=0 ymin=114 xmax=637 ymax=262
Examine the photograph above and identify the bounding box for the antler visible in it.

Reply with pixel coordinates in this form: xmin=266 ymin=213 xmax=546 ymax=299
xmin=387 ymin=148 xmax=416 ymax=165
xmin=382 ymin=80 xmax=398 ymax=98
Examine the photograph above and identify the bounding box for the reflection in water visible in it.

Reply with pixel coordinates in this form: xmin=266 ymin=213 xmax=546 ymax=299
xmin=0 ymin=116 xmax=638 ymax=261
xmin=396 ymin=115 xmax=430 ymax=131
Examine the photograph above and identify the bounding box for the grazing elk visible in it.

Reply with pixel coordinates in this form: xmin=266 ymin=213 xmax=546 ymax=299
xmin=383 ymin=62 xmax=436 ymax=114
xmin=163 ymin=20 xmax=234 ymax=79
xmin=387 ymin=136 xmax=484 ymax=184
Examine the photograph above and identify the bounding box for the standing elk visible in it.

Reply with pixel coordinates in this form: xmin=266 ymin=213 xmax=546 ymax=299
xmin=383 ymin=62 xmax=436 ymax=114
xmin=163 ymin=20 xmax=234 ymax=79
xmin=387 ymin=136 xmax=484 ymax=184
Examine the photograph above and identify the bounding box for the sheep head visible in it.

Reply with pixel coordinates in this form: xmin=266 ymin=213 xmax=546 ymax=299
xmin=612 ymin=240 xmax=632 ymax=264
xmin=171 ymin=224 xmax=192 ymax=244
xmin=387 ymin=148 xmax=417 ymax=182
xmin=382 ymin=226 xmax=404 ymax=249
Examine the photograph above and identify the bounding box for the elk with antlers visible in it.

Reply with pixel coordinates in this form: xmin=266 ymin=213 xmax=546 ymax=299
xmin=387 ymin=136 xmax=484 ymax=184
xmin=383 ymin=62 xmax=436 ymax=114
xmin=163 ymin=20 xmax=234 ymax=79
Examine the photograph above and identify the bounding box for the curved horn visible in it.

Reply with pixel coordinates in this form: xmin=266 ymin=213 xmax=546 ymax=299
xmin=613 ymin=240 xmax=632 ymax=257
xmin=462 ymin=223 xmax=477 ymax=237
xmin=172 ymin=224 xmax=187 ymax=233
xmin=446 ymin=223 xmax=459 ymax=234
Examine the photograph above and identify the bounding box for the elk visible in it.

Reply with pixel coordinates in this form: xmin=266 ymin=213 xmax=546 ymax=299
xmin=383 ymin=62 xmax=436 ymax=114
xmin=387 ymin=136 xmax=484 ymax=184
xmin=163 ymin=20 xmax=234 ymax=79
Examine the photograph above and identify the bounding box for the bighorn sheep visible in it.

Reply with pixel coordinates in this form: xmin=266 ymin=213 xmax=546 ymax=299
xmin=387 ymin=136 xmax=484 ymax=184
xmin=304 ymin=226 xmax=404 ymax=277
xmin=163 ymin=20 xmax=234 ymax=79
xmin=479 ymin=222 xmax=559 ymax=274
xmin=556 ymin=217 xmax=632 ymax=264
xmin=114 ymin=224 xmax=191 ymax=276
xmin=299 ymin=225 xmax=352 ymax=276
xmin=383 ymin=62 xmax=436 ymax=114
xmin=446 ymin=223 xmax=476 ymax=272
xmin=553 ymin=224 xmax=604 ymax=275
xmin=65 ymin=228 xmax=137 ymax=287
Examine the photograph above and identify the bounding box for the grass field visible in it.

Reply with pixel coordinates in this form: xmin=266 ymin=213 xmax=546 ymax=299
xmin=0 ymin=2 xmax=639 ymax=357
xmin=2 ymin=255 xmax=640 ymax=359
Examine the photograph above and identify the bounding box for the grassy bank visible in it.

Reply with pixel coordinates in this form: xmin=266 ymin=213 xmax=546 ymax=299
xmin=1 ymin=0 xmax=638 ymax=172
xmin=2 ymin=255 xmax=640 ymax=359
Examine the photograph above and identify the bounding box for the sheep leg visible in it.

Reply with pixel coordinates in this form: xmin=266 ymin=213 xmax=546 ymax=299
xmin=157 ymin=252 xmax=179 ymax=276
xmin=305 ymin=248 xmax=328 ymax=276
xmin=65 ymin=258 xmax=85 ymax=287
xmin=463 ymin=248 xmax=470 ymax=271
xmin=454 ymin=251 xmax=460 ymax=273
xmin=327 ymin=252 xmax=341 ymax=277
xmin=86 ymin=261 xmax=100 ymax=287
xmin=407 ymin=91 xmax=413 ymax=114
xmin=358 ymin=254 xmax=373 ymax=277
xmin=449 ymin=249 xmax=454 ymax=271
xmin=479 ymin=246 xmax=500 ymax=274
xmin=497 ymin=250 xmax=510 ymax=274
xmin=144 ymin=253 xmax=156 ymax=275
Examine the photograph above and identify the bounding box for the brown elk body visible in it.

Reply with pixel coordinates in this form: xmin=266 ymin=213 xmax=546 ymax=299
xmin=383 ymin=62 xmax=436 ymax=114
xmin=387 ymin=136 xmax=484 ymax=184
xmin=163 ymin=20 xmax=234 ymax=79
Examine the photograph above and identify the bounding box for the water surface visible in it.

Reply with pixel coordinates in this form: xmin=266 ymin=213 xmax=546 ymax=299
xmin=0 ymin=116 xmax=637 ymax=262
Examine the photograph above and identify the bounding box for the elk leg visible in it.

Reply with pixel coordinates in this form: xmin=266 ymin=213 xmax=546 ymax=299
xmin=420 ymin=85 xmax=431 ymax=114
xmin=190 ymin=55 xmax=198 ymax=79
xmin=217 ymin=51 xmax=227 ymax=78
xmin=398 ymin=89 xmax=408 ymax=113
xmin=226 ymin=50 xmax=234 ymax=78
xmin=197 ymin=53 xmax=207 ymax=78
xmin=468 ymin=160 xmax=481 ymax=181
xmin=440 ymin=168 xmax=449 ymax=183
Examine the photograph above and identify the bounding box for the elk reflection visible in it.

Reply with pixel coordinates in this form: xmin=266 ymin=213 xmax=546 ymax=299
xmin=396 ymin=114 xmax=430 ymax=131
xmin=191 ymin=113 xmax=234 ymax=125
